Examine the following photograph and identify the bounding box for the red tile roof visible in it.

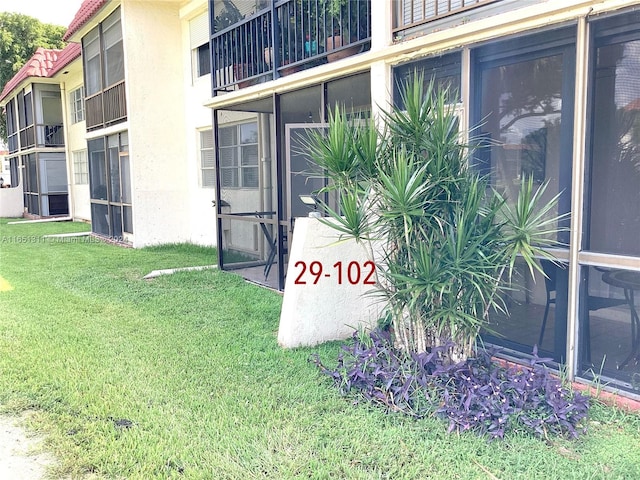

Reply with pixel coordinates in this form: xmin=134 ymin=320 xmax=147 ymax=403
xmin=48 ymin=43 xmax=82 ymax=77
xmin=63 ymin=0 xmax=109 ymax=41
xmin=0 ymin=43 xmax=82 ymax=103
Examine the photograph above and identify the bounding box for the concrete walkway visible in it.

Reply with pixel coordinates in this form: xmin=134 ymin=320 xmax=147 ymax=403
xmin=0 ymin=412 xmax=56 ymax=480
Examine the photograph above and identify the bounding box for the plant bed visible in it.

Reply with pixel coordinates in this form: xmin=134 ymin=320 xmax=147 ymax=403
xmin=311 ymin=329 xmax=590 ymax=440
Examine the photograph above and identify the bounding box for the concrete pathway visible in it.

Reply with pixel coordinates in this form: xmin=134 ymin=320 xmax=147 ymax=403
xmin=0 ymin=413 xmax=56 ymax=480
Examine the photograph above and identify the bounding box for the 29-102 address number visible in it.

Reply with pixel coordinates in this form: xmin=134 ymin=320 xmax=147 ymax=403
xmin=294 ymin=260 xmax=376 ymax=285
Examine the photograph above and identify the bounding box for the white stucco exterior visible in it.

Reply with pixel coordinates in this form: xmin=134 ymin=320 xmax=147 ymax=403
xmin=118 ymin=0 xmax=190 ymax=247
xmin=180 ymin=1 xmax=218 ymax=246
xmin=0 ymin=183 xmax=23 ymax=218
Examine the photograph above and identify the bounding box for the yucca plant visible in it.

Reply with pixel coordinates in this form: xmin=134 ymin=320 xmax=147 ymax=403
xmin=304 ymin=75 xmax=566 ymax=363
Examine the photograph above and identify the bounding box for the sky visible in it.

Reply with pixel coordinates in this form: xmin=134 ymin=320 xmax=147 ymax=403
xmin=0 ymin=0 xmax=85 ymax=28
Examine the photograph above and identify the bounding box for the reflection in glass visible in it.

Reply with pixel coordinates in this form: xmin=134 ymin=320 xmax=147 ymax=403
xmin=581 ymin=266 xmax=640 ymax=392
xmin=393 ymin=52 xmax=461 ymax=106
xmin=485 ymin=259 xmax=568 ymax=362
xmin=479 ymin=53 xmax=568 ymax=244
xmin=587 ymin=40 xmax=640 ymax=256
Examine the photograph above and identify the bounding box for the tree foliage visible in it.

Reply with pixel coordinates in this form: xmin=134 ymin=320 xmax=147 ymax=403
xmin=0 ymin=12 xmax=67 ymax=141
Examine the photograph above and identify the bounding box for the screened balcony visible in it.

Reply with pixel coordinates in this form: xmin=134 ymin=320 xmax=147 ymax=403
xmin=211 ymin=0 xmax=371 ymax=95
xmin=85 ymin=81 xmax=127 ymax=131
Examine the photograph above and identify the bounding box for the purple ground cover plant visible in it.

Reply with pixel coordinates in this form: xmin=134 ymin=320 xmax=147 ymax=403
xmin=310 ymin=330 xmax=589 ymax=440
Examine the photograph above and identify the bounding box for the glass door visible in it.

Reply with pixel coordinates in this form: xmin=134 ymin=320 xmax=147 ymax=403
xmin=474 ymin=28 xmax=575 ymax=363
xmin=580 ymin=16 xmax=640 ymax=391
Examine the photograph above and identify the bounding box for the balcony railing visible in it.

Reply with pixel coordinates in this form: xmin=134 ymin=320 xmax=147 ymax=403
xmin=212 ymin=0 xmax=371 ymax=95
xmin=104 ymin=82 xmax=127 ymax=126
xmin=86 ymin=94 xmax=103 ymax=130
xmin=85 ymin=81 xmax=127 ymax=131
xmin=35 ymin=124 xmax=65 ymax=147
xmin=393 ymin=0 xmax=500 ymax=33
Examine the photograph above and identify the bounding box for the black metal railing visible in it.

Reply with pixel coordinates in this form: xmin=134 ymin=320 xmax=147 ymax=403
xmin=212 ymin=9 xmax=273 ymax=91
xmin=393 ymin=0 xmax=500 ymax=33
xmin=212 ymin=0 xmax=371 ymax=94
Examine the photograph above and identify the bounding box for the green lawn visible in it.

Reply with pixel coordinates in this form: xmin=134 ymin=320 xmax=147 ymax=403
xmin=1 ymin=218 xmax=639 ymax=479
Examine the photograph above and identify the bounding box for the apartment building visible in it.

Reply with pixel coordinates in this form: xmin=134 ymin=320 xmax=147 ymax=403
xmin=206 ymin=0 xmax=640 ymax=396
xmin=0 ymin=44 xmax=80 ymax=218
xmin=60 ymin=0 xmax=216 ymax=246
xmin=2 ymin=0 xmax=639 ymax=398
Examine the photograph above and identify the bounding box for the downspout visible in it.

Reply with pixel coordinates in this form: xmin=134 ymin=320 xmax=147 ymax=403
xmin=260 ymin=112 xmax=272 ymax=214
xmin=259 ymin=112 xmax=273 ymax=258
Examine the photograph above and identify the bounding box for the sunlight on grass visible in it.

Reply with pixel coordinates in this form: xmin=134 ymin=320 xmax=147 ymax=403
xmin=0 ymin=218 xmax=639 ymax=479
xmin=0 ymin=275 xmax=13 ymax=291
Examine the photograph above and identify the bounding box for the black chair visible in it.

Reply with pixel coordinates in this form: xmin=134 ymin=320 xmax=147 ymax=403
xmin=538 ymin=260 xmax=626 ymax=356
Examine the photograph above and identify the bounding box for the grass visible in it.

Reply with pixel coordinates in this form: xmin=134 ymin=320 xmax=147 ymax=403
xmin=0 ymin=218 xmax=639 ymax=479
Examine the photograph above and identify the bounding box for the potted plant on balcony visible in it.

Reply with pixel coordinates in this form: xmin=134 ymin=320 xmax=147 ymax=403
xmin=323 ymin=0 xmax=367 ymax=62
xmin=214 ymin=1 xmax=259 ymax=88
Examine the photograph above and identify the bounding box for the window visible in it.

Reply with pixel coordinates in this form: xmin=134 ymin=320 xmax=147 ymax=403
xmin=219 ymin=122 xmax=259 ymax=188
xmin=73 ymin=150 xmax=88 ymax=184
xmin=69 ymin=87 xmax=85 ymax=123
xmin=578 ymin=13 xmax=640 ymax=392
xmin=393 ymin=51 xmax=462 ymax=106
xmin=6 ymin=98 xmax=16 ymax=135
xmin=83 ymin=27 xmax=101 ymax=96
xmin=16 ymin=90 xmax=33 ymax=129
xmin=190 ymin=13 xmax=210 ymax=79
xmin=196 ymin=43 xmax=211 ymax=77
xmin=586 ymin=23 xmax=640 ymax=257
xmin=6 ymin=98 xmax=18 ymax=152
xmin=102 ymin=9 xmax=124 ymax=87
xmin=200 ymin=129 xmax=215 ymax=188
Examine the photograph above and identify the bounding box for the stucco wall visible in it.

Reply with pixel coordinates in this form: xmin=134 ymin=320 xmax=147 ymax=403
xmin=181 ymin=3 xmax=217 ymax=246
xmin=0 ymin=183 xmax=24 ymax=218
xmin=122 ymin=0 xmax=191 ymax=247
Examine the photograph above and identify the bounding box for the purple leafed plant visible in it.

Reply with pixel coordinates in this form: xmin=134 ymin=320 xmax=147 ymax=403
xmin=310 ymin=330 xmax=589 ymax=440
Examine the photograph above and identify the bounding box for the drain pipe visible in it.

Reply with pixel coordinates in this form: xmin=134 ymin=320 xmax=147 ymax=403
xmin=259 ymin=113 xmax=272 ymax=215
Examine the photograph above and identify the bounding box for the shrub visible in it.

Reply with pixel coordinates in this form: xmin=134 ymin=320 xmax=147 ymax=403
xmin=311 ymin=330 xmax=589 ymax=440
xmin=303 ymin=75 xmax=567 ymax=362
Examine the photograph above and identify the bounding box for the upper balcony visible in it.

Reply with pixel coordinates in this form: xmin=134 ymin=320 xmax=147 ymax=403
xmin=211 ymin=0 xmax=371 ymax=95
xmin=393 ymin=0 xmax=509 ymax=39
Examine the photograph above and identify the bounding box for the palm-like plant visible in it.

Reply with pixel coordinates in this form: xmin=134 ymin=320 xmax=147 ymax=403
xmin=304 ymin=75 xmax=567 ymax=363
